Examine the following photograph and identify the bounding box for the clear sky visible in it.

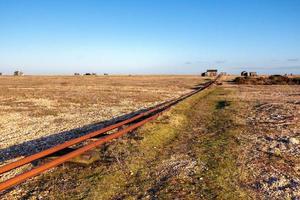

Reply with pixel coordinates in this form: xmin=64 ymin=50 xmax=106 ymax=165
xmin=0 ymin=0 xmax=299 ymax=75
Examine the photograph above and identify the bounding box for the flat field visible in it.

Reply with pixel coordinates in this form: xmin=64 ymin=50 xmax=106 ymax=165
xmin=0 ymin=75 xmax=204 ymax=166
xmin=1 ymin=76 xmax=300 ymax=199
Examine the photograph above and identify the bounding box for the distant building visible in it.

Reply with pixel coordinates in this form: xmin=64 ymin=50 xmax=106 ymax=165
xmin=84 ymin=73 xmax=97 ymax=76
xmin=206 ymin=69 xmax=218 ymax=76
xmin=14 ymin=71 xmax=23 ymax=76
xmin=202 ymin=69 xmax=218 ymax=77
xmin=249 ymin=72 xmax=257 ymax=76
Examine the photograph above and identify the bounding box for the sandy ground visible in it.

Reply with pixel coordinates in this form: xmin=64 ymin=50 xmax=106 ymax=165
xmin=0 ymin=75 xmax=204 ymax=177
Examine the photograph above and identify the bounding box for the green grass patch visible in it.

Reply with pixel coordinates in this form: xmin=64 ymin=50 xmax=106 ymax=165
xmin=89 ymin=89 xmax=214 ymax=199
xmin=189 ymin=88 xmax=250 ymax=199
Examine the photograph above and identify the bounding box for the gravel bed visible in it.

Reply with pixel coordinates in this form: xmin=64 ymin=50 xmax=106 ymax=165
xmin=226 ymin=83 xmax=300 ymax=199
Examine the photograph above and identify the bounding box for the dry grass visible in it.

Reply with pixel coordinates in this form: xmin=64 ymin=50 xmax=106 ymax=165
xmin=0 ymin=75 xmax=202 ymax=109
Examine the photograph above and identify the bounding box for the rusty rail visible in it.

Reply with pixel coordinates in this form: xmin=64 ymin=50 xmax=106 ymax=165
xmin=0 ymin=76 xmax=220 ymax=192
xmin=0 ymin=89 xmax=196 ymax=175
xmin=0 ymin=99 xmax=173 ymax=175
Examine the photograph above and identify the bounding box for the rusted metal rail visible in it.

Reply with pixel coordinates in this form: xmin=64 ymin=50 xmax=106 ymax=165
xmin=0 ymin=99 xmax=174 ymax=175
xmin=0 ymin=76 xmax=220 ymax=192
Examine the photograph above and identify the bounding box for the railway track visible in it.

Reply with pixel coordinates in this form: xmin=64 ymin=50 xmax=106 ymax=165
xmin=0 ymin=76 xmax=220 ymax=193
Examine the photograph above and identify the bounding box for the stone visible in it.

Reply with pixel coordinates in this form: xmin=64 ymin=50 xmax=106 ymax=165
xmin=289 ymin=137 xmax=299 ymax=145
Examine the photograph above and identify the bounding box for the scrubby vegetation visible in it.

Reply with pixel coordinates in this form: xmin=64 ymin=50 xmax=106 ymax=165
xmin=234 ymin=75 xmax=300 ymax=85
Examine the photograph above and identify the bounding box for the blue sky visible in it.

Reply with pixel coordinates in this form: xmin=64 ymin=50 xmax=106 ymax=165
xmin=0 ymin=0 xmax=299 ymax=75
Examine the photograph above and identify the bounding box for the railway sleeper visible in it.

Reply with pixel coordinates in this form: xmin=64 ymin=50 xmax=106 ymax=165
xmin=42 ymin=139 xmax=103 ymax=166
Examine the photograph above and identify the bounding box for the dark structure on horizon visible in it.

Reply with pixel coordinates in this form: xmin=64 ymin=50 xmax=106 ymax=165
xmin=14 ymin=71 xmax=23 ymax=76
xmin=84 ymin=73 xmax=97 ymax=76
xmin=201 ymin=69 xmax=218 ymax=77
xmin=241 ymin=71 xmax=248 ymax=76
xmin=249 ymin=72 xmax=257 ymax=76
xmin=241 ymin=71 xmax=257 ymax=77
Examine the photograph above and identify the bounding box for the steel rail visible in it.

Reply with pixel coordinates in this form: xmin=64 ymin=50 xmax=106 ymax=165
xmin=0 ymin=113 xmax=161 ymax=192
xmin=0 ymin=76 xmax=220 ymax=192
xmin=0 ymin=83 xmax=202 ymax=175
xmin=0 ymin=94 xmax=184 ymax=175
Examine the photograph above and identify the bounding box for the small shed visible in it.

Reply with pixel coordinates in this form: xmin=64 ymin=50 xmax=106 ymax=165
xmin=206 ymin=69 xmax=218 ymax=77
xmin=14 ymin=71 xmax=23 ymax=76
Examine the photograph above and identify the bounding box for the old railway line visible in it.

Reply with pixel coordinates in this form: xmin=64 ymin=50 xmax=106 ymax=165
xmin=0 ymin=76 xmax=220 ymax=193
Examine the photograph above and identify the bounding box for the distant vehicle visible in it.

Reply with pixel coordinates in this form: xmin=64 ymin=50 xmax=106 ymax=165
xmin=104 ymin=73 xmax=109 ymax=76
xmin=74 ymin=73 xmax=80 ymax=76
